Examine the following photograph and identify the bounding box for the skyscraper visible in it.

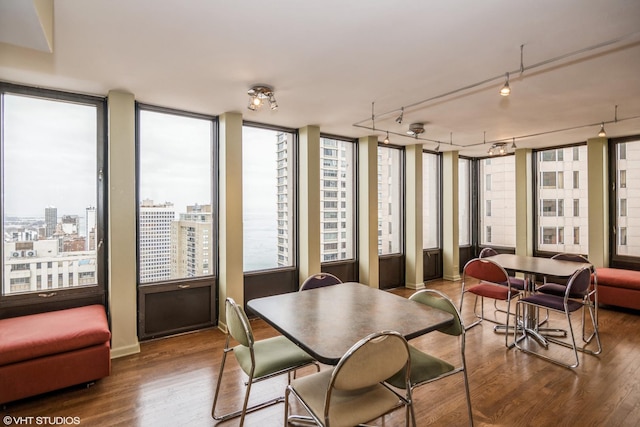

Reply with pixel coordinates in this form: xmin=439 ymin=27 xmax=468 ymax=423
xmin=45 ymin=206 xmax=57 ymax=238
xmin=171 ymin=204 xmax=213 ymax=278
xmin=139 ymin=199 xmax=175 ymax=283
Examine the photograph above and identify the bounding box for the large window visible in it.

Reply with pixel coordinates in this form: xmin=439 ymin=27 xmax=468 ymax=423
xmin=422 ymin=152 xmax=440 ymax=249
xmin=458 ymin=158 xmax=471 ymax=246
xmin=479 ymin=156 xmax=516 ymax=247
xmin=320 ymin=137 xmax=355 ymax=262
xmin=2 ymin=85 xmax=105 ymax=302
xmin=378 ymin=146 xmax=402 ymax=255
xmin=137 ymin=106 xmax=216 ymax=283
xmin=243 ymin=125 xmax=296 ymax=271
xmin=536 ymin=145 xmax=588 ymax=253
xmin=614 ymin=139 xmax=640 ymax=257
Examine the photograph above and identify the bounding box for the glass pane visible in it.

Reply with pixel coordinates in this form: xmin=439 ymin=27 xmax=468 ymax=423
xmin=3 ymin=94 xmax=98 ymax=295
xmin=536 ymin=146 xmax=588 ymax=253
xmin=422 ymin=152 xmax=440 ymax=249
xmin=616 ymin=140 xmax=640 ymax=256
xmin=458 ymin=158 xmax=470 ymax=246
xmin=243 ymin=127 xmax=295 ymax=271
xmin=320 ymin=137 xmax=355 ymax=262
xmin=479 ymin=156 xmax=516 ymax=246
xmin=138 ymin=109 xmax=214 ymax=283
xmin=378 ymin=146 xmax=402 ymax=255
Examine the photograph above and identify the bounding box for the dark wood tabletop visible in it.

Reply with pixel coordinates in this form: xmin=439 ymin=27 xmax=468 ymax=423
xmin=487 ymin=253 xmax=590 ymax=278
xmin=246 ymin=282 xmax=454 ymax=365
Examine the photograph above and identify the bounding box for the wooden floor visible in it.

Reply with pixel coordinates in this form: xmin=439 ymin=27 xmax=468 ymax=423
xmin=3 ymin=279 xmax=640 ymax=426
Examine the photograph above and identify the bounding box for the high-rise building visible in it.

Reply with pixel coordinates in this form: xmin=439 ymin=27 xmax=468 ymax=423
xmin=45 ymin=206 xmax=57 ymax=238
xmin=139 ymin=199 xmax=175 ymax=283
xmin=171 ymin=204 xmax=213 ymax=278
xmin=276 ymin=132 xmax=294 ymax=267
xmin=86 ymin=206 xmax=97 ymax=250
xmin=320 ymin=138 xmax=354 ymax=262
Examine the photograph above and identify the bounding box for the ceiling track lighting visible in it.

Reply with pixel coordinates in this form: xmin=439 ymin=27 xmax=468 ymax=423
xmin=500 ymin=72 xmax=511 ymax=96
xmin=511 ymin=137 xmax=517 ymax=149
xmin=598 ymin=123 xmax=607 ymax=137
xmin=247 ymin=85 xmax=278 ymax=111
xmin=407 ymin=122 xmax=425 ymax=137
xmin=384 ymin=131 xmax=390 ymax=144
xmin=395 ymin=107 xmax=404 ymax=124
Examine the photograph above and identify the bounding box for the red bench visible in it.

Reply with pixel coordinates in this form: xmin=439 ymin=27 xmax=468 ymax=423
xmin=596 ymin=268 xmax=640 ymax=311
xmin=0 ymin=304 xmax=111 ymax=404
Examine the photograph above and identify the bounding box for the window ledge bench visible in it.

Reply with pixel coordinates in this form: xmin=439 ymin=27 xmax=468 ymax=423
xmin=596 ymin=267 xmax=640 ymax=311
xmin=0 ymin=304 xmax=111 ymax=405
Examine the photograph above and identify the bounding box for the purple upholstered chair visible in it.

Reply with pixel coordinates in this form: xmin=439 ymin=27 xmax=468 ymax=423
xmin=299 ymin=272 xmax=342 ymax=291
xmin=514 ymin=266 xmax=601 ymax=368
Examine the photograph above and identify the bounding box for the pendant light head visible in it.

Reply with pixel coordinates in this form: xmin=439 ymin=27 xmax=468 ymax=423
xmin=598 ymin=122 xmax=607 ymax=137
xmin=488 ymin=142 xmax=508 ymax=156
xmin=383 ymin=131 xmax=390 ymax=144
xmin=500 ymin=72 xmax=511 ymax=97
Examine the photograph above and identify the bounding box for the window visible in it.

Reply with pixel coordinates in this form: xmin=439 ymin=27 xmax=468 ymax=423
xmin=2 ymin=85 xmax=105 ymax=302
xmin=378 ymin=146 xmax=402 ymax=255
xmin=138 ymin=107 xmax=216 ymax=283
xmin=485 ymin=174 xmax=492 ymax=191
xmin=243 ymin=126 xmax=296 ymax=270
xmin=479 ymin=156 xmax=516 ymax=246
xmin=459 ymin=158 xmax=471 ymax=246
xmin=320 ymin=137 xmax=355 ymax=261
xmin=613 ymin=140 xmax=640 ymax=257
xmin=422 ymin=152 xmax=440 ymax=249
xmin=536 ymin=146 xmax=587 ymax=253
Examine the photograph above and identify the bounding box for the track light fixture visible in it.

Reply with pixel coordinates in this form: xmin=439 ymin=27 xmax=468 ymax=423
xmin=500 ymin=72 xmax=511 ymax=96
xmin=435 ymin=143 xmax=440 ymax=152
xmin=395 ymin=107 xmax=404 ymax=124
xmin=598 ymin=122 xmax=607 ymax=137
xmin=384 ymin=131 xmax=390 ymax=144
xmin=247 ymin=85 xmax=278 ymax=111
xmin=511 ymin=137 xmax=517 ymax=149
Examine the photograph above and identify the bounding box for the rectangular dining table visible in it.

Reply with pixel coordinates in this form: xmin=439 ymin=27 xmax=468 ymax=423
xmin=246 ymin=282 xmax=454 ymax=365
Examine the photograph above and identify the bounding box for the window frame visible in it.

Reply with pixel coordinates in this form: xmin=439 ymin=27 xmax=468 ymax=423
xmin=0 ymin=82 xmax=107 ymax=315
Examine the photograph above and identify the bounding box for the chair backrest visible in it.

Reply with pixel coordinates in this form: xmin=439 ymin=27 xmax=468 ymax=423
xmin=463 ymin=258 xmax=509 ymax=286
xmin=300 ymin=272 xmax=343 ymax=291
xmin=225 ymin=298 xmax=254 ymax=348
xmin=478 ymin=247 xmax=499 ymax=258
xmin=330 ymin=331 xmax=410 ymax=392
xmin=566 ymin=267 xmax=593 ymax=298
xmin=550 ymin=253 xmax=592 ymax=286
xmin=410 ymin=289 xmax=464 ymax=336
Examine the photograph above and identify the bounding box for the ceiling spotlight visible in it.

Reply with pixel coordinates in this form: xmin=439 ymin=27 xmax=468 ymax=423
xmin=247 ymin=85 xmax=278 ymax=111
xmin=435 ymin=143 xmax=440 ymax=153
xmin=488 ymin=142 xmax=508 ymax=156
xmin=406 ymin=123 xmax=425 ymax=137
xmin=395 ymin=107 xmax=404 ymax=124
xmin=383 ymin=131 xmax=390 ymax=144
xmin=500 ymin=72 xmax=511 ymax=97
xmin=511 ymin=137 xmax=517 ymax=149
xmin=598 ymin=122 xmax=607 ymax=137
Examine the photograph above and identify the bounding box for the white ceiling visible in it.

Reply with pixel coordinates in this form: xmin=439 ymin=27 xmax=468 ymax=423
xmin=1 ymin=0 xmax=640 ymax=156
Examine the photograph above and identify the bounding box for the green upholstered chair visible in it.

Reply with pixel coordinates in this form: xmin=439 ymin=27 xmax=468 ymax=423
xmin=284 ymin=331 xmax=414 ymax=427
xmin=386 ymin=289 xmax=473 ymax=426
xmin=212 ymin=297 xmax=318 ymax=426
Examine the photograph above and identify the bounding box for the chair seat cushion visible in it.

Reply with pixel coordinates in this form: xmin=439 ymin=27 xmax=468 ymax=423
xmin=386 ymin=345 xmax=455 ymax=389
xmin=467 ymin=283 xmax=519 ymax=301
xmin=233 ymin=335 xmax=315 ymax=379
xmin=508 ymin=276 xmax=526 ymax=291
xmin=537 ymin=283 xmax=584 ymax=299
xmin=520 ymin=294 xmax=583 ymax=312
xmin=290 ymin=368 xmax=401 ymax=427
xmin=0 ymin=305 xmax=110 ymax=367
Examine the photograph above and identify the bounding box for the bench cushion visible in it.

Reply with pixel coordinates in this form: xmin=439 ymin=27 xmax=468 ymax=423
xmin=596 ymin=267 xmax=640 ymax=291
xmin=0 ymin=304 xmax=110 ymax=366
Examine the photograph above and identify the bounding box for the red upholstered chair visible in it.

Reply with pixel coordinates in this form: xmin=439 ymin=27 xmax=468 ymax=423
xmin=460 ymin=258 xmax=521 ymax=347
